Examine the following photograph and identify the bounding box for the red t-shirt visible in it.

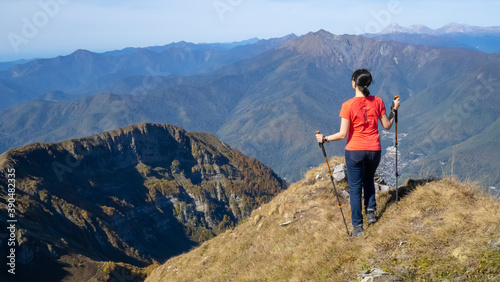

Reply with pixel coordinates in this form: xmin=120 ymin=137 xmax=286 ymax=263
xmin=339 ymin=96 xmax=386 ymax=151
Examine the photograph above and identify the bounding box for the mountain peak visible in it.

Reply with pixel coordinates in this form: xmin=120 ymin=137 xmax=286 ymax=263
xmin=280 ymin=30 xmax=371 ymax=59
xmin=280 ymin=30 xmax=334 ymax=56
xmin=380 ymin=23 xmax=405 ymax=33
xmin=437 ymin=22 xmax=477 ymax=34
xmin=314 ymin=29 xmax=333 ymax=37
xmin=381 ymin=23 xmax=433 ymax=34
xmin=71 ymin=49 xmax=94 ymax=56
xmin=296 ymin=29 xmax=334 ymax=42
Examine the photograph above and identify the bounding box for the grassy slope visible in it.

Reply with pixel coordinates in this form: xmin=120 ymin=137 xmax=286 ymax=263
xmin=146 ymin=158 xmax=500 ymax=281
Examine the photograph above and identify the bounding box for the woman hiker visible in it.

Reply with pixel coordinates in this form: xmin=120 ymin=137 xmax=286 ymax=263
xmin=316 ymin=69 xmax=400 ymax=237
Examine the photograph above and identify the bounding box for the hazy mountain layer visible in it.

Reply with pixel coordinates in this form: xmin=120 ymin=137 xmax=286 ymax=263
xmin=0 ymin=35 xmax=296 ymax=109
xmin=1 ymin=30 xmax=499 ymax=187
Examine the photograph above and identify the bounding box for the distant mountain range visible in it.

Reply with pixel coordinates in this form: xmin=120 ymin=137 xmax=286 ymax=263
xmin=0 ymin=24 xmax=499 ymax=188
xmin=381 ymin=23 xmax=500 ymax=35
xmin=0 ymin=34 xmax=296 ymax=109
xmin=0 ymin=59 xmax=30 ymax=72
xmin=367 ymin=23 xmax=500 ymax=54
xmin=0 ymin=123 xmax=286 ymax=281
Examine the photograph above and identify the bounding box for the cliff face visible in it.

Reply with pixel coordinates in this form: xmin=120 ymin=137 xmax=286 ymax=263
xmin=0 ymin=123 xmax=286 ymax=280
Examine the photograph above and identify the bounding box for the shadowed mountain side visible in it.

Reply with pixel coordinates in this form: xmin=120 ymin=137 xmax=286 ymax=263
xmin=0 ymin=123 xmax=286 ymax=281
xmin=145 ymin=158 xmax=500 ymax=281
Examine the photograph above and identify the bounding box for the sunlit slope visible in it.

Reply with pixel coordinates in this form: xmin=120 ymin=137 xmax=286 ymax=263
xmin=147 ymin=158 xmax=500 ymax=281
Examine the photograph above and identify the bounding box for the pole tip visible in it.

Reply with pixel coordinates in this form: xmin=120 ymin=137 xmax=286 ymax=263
xmin=315 ymin=130 xmax=320 ymax=134
xmin=394 ymin=95 xmax=399 ymax=99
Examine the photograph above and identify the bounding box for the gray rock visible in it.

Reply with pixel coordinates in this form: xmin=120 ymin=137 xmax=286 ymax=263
xmin=339 ymin=190 xmax=350 ymax=198
xmin=333 ymin=164 xmax=347 ymax=182
xmin=359 ymin=268 xmax=404 ymax=281
xmin=375 ymin=182 xmax=392 ymax=192
xmin=374 ymin=172 xmax=387 ymax=185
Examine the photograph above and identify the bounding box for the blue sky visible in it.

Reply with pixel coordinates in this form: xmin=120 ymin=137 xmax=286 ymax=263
xmin=1 ymin=0 xmax=499 ymax=61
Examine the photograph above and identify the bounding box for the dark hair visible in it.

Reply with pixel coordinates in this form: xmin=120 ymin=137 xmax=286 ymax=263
xmin=351 ymin=69 xmax=372 ymax=97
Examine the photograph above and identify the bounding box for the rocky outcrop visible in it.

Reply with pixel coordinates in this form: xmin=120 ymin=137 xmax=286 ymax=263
xmin=0 ymin=123 xmax=286 ymax=280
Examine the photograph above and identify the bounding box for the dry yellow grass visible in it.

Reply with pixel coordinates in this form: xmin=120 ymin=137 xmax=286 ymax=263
xmin=146 ymin=159 xmax=500 ymax=282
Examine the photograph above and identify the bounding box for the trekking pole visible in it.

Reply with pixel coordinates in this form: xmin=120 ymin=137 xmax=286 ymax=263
xmin=392 ymin=96 xmax=399 ymax=204
xmin=316 ymin=131 xmax=350 ymax=236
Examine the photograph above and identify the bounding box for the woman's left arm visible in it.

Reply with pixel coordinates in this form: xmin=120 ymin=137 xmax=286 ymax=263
xmin=380 ymin=97 xmax=400 ymax=130
xmin=316 ymin=118 xmax=350 ymax=143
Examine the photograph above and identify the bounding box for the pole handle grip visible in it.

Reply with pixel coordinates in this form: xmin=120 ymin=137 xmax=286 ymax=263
xmin=315 ymin=130 xmax=327 ymax=156
xmin=391 ymin=96 xmax=399 ymax=109
xmin=394 ymin=96 xmax=398 ymax=123
xmin=392 ymin=96 xmax=399 ymax=123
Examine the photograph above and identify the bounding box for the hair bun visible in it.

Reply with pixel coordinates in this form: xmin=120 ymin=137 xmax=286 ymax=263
xmin=352 ymin=69 xmax=372 ymax=97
